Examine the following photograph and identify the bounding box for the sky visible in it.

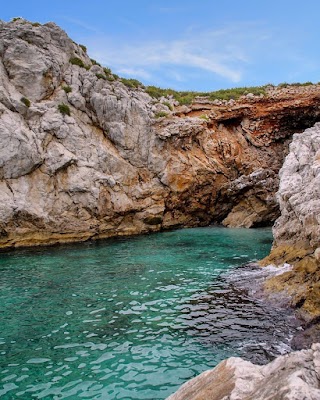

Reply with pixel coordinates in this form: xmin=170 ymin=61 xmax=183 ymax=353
xmin=2 ymin=1 xmax=320 ymax=91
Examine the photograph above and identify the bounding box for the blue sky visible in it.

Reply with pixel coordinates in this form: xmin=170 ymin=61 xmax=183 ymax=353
xmin=2 ymin=1 xmax=320 ymax=91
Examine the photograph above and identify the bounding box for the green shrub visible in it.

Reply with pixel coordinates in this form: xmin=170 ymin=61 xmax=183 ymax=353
xmin=96 ymin=73 xmax=106 ymax=80
xmin=58 ymin=103 xmax=71 ymax=116
xmin=20 ymin=97 xmax=31 ymax=107
xmin=154 ymin=111 xmax=168 ymax=118
xmin=208 ymin=86 xmax=266 ymax=101
xmin=112 ymin=73 xmax=120 ymax=80
xmin=103 ymin=67 xmax=112 ymax=75
xmin=79 ymin=44 xmax=87 ymax=53
xmin=279 ymin=81 xmax=314 ymax=88
xmin=107 ymin=75 xmax=115 ymax=82
xmin=62 ymin=85 xmax=72 ymax=93
xmin=278 ymin=82 xmax=289 ymax=88
xmin=11 ymin=17 xmax=23 ymax=22
xmin=145 ymin=85 xmax=266 ymax=105
xmin=199 ymin=114 xmax=209 ymax=121
xmin=146 ymin=86 xmax=172 ymax=99
xmin=121 ymin=78 xmax=143 ymax=88
xmin=90 ymin=59 xmax=101 ymax=66
xmin=163 ymin=101 xmax=173 ymax=111
xmin=69 ymin=57 xmax=85 ymax=68
xmin=32 ymin=22 xmax=41 ymax=27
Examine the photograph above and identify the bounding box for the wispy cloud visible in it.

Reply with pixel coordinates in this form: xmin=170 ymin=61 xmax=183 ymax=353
xmin=59 ymin=16 xmax=101 ymax=34
xmin=82 ymin=21 xmax=310 ymax=88
xmin=116 ymin=68 xmax=151 ymax=80
xmin=86 ymin=26 xmax=250 ymax=84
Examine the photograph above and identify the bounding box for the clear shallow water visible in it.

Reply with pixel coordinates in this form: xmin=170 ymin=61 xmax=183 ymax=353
xmin=0 ymin=227 xmax=299 ymax=399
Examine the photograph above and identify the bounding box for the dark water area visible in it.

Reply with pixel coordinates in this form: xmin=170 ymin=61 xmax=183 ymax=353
xmin=0 ymin=227 xmax=300 ymax=399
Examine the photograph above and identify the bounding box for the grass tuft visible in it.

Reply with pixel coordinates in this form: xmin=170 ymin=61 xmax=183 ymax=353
xmin=58 ymin=103 xmax=71 ymax=116
xmin=154 ymin=111 xmax=168 ymax=118
xmin=121 ymin=78 xmax=143 ymax=88
xmin=20 ymin=97 xmax=31 ymax=107
xmin=69 ymin=57 xmax=86 ymax=68
xmin=62 ymin=85 xmax=72 ymax=93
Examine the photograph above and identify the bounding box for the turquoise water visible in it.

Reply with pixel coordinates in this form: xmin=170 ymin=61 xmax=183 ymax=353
xmin=0 ymin=227 xmax=298 ymax=399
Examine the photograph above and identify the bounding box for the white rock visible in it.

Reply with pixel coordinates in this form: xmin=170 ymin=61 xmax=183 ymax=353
xmin=273 ymin=123 xmax=320 ymax=249
xmin=167 ymin=345 xmax=320 ymax=400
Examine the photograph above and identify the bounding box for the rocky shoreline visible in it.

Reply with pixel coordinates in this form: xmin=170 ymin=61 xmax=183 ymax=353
xmin=168 ymin=123 xmax=320 ymax=399
xmin=1 ymin=18 xmax=320 ymax=399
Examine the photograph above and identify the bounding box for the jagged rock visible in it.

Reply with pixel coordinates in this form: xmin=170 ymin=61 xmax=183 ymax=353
xmin=221 ymin=169 xmax=279 ymax=228
xmin=1 ymin=19 xmax=320 ymax=248
xmin=261 ymin=123 xmax=320 ymax=321
xmin=167 ymin=343 xmax=320 ymax=400
xmin=272 ymin=123 xmax=320 ymax=251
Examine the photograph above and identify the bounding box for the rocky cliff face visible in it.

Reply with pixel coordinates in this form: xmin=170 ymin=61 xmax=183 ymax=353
xmin=267 ymin=123 xmax=320 ymax=253
xmin=168 ymin=119 xmax=320 ymax=400
xmin=167 ymin=343 xmax=320 ymax=400
xmin=1 ymin=19 xmax=320 ymax=248
xmin=261 ymin=123 xmax=320 ymax=321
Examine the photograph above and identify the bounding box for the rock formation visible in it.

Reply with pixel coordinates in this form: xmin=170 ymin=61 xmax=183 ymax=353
xmin=167 ymin=120 xmax=320 ymax=400
xmin=167 ymin=343 xmax=320 ymax=400
xmin=261 ymin=123 xmax=320 ymax=322
xmin=1 ymin=19 xmax=320 ymax=248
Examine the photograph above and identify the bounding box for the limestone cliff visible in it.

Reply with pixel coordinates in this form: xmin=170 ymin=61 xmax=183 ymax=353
xmin=1 ymin=19 xmax=320 ymax=248
xmin=167 ymin=343 xmax=320 ymax=400
xmin=262 ymin=123 xmax=320 ymax=321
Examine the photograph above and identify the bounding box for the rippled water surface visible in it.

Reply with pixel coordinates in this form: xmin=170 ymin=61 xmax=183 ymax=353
xmin=0 ymin=227 xmax=299 ymax=399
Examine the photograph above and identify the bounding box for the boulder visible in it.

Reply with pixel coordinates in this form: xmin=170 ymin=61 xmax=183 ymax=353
xmin=167 ymin=344 xmax=320 ymax=400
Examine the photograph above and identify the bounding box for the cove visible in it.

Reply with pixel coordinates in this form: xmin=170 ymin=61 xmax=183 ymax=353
xmin=0 ymin=227 xmax=299 ymax=399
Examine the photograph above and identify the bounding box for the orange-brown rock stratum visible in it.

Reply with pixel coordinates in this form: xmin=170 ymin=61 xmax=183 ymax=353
xmin=1 ymin=19 xmax=320 ymax=248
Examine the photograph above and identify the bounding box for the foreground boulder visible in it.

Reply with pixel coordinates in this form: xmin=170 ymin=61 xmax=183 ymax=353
xmin=167 ymin=343 xmax=320 ymax=400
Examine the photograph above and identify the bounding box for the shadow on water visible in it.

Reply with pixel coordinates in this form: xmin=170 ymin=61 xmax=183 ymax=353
xmin=177 ymin=264 xmax=300 ymax=365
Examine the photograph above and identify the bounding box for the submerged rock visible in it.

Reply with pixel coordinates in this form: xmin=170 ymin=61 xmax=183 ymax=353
xmin=167 ymin=343 xmax=320 ymax=400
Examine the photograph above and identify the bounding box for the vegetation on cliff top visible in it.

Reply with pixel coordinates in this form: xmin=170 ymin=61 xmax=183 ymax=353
xmin=67 ymin=45 xmax=317 ymax=106
xmin=145 ymin=85 xmax=267 ymax=104
xmin=144 ymin=81 xmax=317 ymax=105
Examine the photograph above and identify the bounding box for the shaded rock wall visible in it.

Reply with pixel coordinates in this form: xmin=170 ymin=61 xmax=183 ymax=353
xmin=1 ymin=19 xmax=320 ymax=248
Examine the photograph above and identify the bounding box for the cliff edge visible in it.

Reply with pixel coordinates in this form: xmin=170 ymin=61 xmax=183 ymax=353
xmin=1 ymin=19 xmax=320 ymax=248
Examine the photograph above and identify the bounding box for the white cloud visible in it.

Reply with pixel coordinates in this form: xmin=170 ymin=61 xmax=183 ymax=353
xmin=87 ymin=30 xmax=246 ymax=83
xmin=60 ymin=16 xmax=101 ymax=34
xmin=82 ymin=22 xmax=297 ymax=87
xmin=116 ymin=67 xmax=151 ymax=80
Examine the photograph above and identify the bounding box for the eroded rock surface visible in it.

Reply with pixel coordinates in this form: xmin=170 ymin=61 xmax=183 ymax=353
xmin=1 ymin=19 xmax=320 ymax=248
xmin=261 ymin=123 xmax=320 ymax=321
xmin=272 ymin=123 xmax=320 ymax=252
xmin=167 ymin=343 xmax=320 ymax=400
